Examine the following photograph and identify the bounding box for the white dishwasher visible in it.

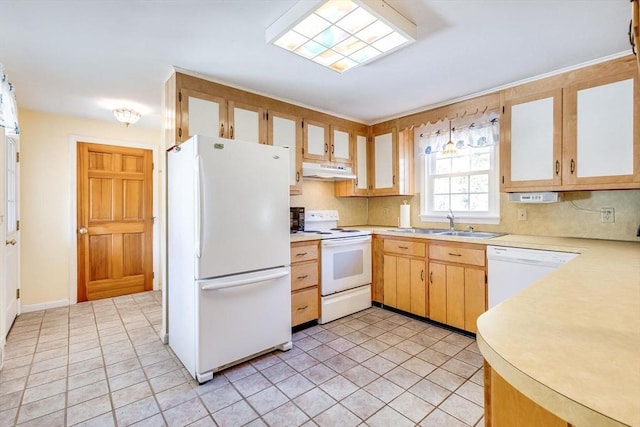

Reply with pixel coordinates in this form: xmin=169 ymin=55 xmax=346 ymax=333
xmin=487 ymin=246 xmax=578 ymax=309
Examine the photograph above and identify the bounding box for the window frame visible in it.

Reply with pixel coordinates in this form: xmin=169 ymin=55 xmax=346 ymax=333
xmin=419 ymin=140 xmax=500 ymax=225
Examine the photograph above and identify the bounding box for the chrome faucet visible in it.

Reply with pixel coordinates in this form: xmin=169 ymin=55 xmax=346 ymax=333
xmin=446 ymin=209 xmax=455 ymax=231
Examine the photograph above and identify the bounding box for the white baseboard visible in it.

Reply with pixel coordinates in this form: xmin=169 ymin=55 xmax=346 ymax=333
xmin=21 ymin=299 xmax=69 ymax=313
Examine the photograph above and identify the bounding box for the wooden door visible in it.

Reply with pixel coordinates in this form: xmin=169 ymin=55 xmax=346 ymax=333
xmin=2 ymin=133 xmax=19 ymax=338
xmin=396 ymin=256 xmax=411 ymax=312
xmin=446 ymin=265 xmax=465 ymax=330
xmin=464 ymin=268 xmax=486 ymax=333
xmin=383 ymin=254 xmax=397 ymax=307
xmin=77 ymin=143 xmax=153 ymax=301
xmin=410 ymin=259 xmax=426 ymax=317
xmin=428 ymin=262 xmax=446 ymax=324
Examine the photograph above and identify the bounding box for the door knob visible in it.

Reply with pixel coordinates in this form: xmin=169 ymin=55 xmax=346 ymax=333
xmin=5 ymin=239 xmax=16 ymax=245
xmin=78 ymin=227 xmax=88 ymax=235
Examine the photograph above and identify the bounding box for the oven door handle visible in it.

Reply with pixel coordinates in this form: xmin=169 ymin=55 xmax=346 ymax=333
xmin=321 ymin=236 xmax=372 ymax=247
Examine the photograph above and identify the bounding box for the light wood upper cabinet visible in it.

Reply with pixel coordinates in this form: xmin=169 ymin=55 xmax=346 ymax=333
xmin=228 ymin=101 xmax=267 ymax=144
xmin=181 ymin=89 xmax=227 ymax=140
xmin=269 ymin=110 xmax=303 ymax=195
xmin=330 ymin=126 xmax=352 ymax=164
xmin=501 ymin=60 xmax=640 ymax=192
xmin=303 ymin=119 xmax=329 ymax=162
xmin=334 ymin=131 xmax=369 ymax=197
xmin=371 ymin=127 xmax=413 ymax=196
xmin=562 ymin=72 xmax=639 ymax=187
xmin=502 ymin=89 xmax=563 ymax=189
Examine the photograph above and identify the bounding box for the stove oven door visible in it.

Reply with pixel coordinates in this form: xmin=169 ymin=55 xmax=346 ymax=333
xmin=320 ymin=236 xmax=372 ymax=295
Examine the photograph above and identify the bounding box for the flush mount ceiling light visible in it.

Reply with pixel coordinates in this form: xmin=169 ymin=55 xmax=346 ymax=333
xmin=113 ymin=108 xmax=141 ymax=126
xmin=266 ymin=0 xmax=416 ymax=73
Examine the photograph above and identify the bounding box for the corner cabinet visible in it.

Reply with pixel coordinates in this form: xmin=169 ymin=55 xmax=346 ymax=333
xmin=428 ymin=243 xmax=486 ymax=333
xmin=501 ymin=59 xmax=640 ymax=192
xmin=370 ymin=127 xmax=413 ymax=196
xmin=334 ymin=130 xmax=370 ymax=197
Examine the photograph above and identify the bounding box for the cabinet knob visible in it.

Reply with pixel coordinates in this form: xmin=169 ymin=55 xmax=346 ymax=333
xmin=555 ymin=160 xmax=560 ymax=175
xmin=230 ymin=125 xmax=234 ymax=139
xmin=421 ymin=270 xmax=424 ymax=281
xmin=429 ymin=271 xmax=433 ymax=284
xmin=296 ymin=171 xmax=300 ymax=183
xmin=220 ymin=124 xmax=224 ymax=137
xmin=324 ymin=143 xmax=328 ymax=153
xmin=570 ymin=159 xmax=575 ymax=174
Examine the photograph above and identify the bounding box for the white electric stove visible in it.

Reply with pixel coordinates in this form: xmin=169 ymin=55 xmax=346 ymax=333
xmin=300 ymin=210 xmax=372 ymax=324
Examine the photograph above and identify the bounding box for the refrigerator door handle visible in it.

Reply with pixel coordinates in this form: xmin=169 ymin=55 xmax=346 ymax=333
xmin=201 ymin=270 xmax=289 ymax=291
xmin=195 ymin=154 xmax=202 ymax=259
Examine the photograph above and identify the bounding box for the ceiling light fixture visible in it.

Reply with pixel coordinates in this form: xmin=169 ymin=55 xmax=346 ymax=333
xmin=113 ymin=108 xmax=141 ymax=126
xmin=266 ymin=0 xmax=416 ymax=73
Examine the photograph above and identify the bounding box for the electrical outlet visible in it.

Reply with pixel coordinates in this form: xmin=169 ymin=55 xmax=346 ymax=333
xmin=517 ymin=209 xmax=527 ymax=221
xmin=600 ymin=208 xmax=615 ymax=223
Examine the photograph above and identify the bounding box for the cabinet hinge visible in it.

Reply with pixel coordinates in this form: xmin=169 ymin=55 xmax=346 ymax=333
xmin=502 ymin=106 xmax=505 ymax=114
xmin=16 ymin=220 xmax=19 ymax=231
xmin=153 ymin=272 xmax=155 ymax=279
xmin=16 ymin=289 xmax=20 ymax=299
xmin=16 ymin=152 xmax=19 ymax=163
xmin=485 ymin=273 xmax=488 ymax=284
xmin=302 ymin=147 xmax=305 ymax=155
xmin=178 ymin=128 xmax=182 ymax=138
xmin=501 ymin=176 xmax=504 ymax=184
xmin=178 ymin=91 xmax=182 ymax=102
xmin=301 ymin=120 xmax=304 ymax=128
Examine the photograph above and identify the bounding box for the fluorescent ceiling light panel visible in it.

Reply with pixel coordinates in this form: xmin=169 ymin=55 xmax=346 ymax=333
xmin=266 ymin=0 xmax=416 ymax=73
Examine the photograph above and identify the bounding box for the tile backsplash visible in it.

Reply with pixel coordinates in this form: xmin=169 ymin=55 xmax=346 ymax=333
xmin=292 ymin=180 xmax=640 ymax=242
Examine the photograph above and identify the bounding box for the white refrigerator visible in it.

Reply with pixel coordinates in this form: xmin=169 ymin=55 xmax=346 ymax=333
xmin=168 ymin=135 xmax=292 ymax=384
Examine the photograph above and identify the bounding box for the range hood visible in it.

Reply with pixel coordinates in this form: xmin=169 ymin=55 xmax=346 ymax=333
xmin=302 ymin=162 xmax=356 ymax=180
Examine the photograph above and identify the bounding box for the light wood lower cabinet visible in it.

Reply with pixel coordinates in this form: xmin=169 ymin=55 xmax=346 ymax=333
xmin=429 ymin=243 xmax=487 ymax=333
xmin=484 ymin=362 xmax=571 ymax=427
xmin=383 ymin=238 xmax=427 ymax=317
xmin=290 ymin=241 xmax=320 ymax=326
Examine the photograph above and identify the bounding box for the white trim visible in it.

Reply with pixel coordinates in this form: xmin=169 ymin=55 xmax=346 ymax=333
xmin=21 ymin=299 xmax=69 ymax=313
xmin=69 ymin=135 xmax=162 ymax=305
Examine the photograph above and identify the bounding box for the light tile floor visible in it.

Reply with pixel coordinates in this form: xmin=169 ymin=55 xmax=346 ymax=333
xmin=0 ymin=291 xmax=485 ymax=427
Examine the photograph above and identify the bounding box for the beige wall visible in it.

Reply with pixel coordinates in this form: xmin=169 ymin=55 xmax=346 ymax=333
xmin=367 ymin=190 xmax=640 ymax=242
xmin=290 ymin=180 xmax=368 ymax=226
xmin=18 ymin=109 xmax=161 ymax=308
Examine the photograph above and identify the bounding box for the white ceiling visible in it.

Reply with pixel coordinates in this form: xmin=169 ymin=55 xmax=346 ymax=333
xmin=0 ymin=0 xmax=633 ymax=129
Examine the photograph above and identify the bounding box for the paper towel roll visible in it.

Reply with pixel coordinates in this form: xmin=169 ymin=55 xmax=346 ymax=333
xmin=399 ymin=203 xmax=411 ymax=228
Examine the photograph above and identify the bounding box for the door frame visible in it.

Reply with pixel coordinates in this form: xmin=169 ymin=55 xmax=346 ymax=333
xmin=69 ymin=135 xmax=162 ymax=304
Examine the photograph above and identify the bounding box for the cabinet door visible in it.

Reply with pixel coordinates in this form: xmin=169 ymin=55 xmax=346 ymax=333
xmin=269 ymin=110 xmax=302 ymax=195
xmin=396 ymin=257 xmax=411 ymax=312
xmin=563 ymin=72 xmax=639 ymax=187
xmin=464 ymin=268 xmax=486 ymax=333
xmin=446 ymin=265 xmax=465 ymax=330
xmin=182 ymin=89 xmax=228 ymax=141
xmin=410 ymin=259 xmax=426 ymax=317
xmin=331 ymin=126 xmax=352 ymax=163
xmin=428 ymin=262 xmax=446 ymax=324
xmin=304 ymin=120 xmax=329 ymax=161
xmin=383 ymin=254 xmax=397 ymax=307
xmin=371 ymin=128 xmax=398 ymax=195
xmin=354 ymin=133 xmax=369 ymax=195
xmin=228 ymin=101 xmax=267 ymax=144
xmin=502 ymin=89 xmax=563 ymax=190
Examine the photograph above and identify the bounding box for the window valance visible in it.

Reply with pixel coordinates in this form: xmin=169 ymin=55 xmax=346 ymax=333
xmin=416 ymin=112 xmax=499 ymax=156
xmin=0 ymin=64 xmax=20 ymax=135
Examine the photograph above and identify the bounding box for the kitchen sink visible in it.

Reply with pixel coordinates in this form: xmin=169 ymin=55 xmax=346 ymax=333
xmin=388 ymin=228 xmax=447 ymax=234
xmin=388 ymin=228 xmax=503 ymax=239
xmin=437 ymin=230 xmax=503 ymax=238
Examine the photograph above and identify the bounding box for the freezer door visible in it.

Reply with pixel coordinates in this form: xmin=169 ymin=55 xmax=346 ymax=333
xmin=193 ymin=136 xmax=290 ymax=279
xmin=196 ymin=267 xmax=292 ymax=377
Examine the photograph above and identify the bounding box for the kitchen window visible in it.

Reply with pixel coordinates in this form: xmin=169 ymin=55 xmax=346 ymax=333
xmin=416 ymin=114 xmax=500 ymax=224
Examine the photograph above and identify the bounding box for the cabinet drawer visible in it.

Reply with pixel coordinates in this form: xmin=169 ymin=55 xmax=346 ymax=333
xmin=291 ymin=287 xmax=319 ymax=326
xmin=291 ymin=262 xmax=318 ymax=291
xmin=384 ymin=239 xmax=426 ymax=257
xmin=291 ymin=243 xmax=318 ymax=263
xmin=429 ymin=245 xmax=485 ymax=267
